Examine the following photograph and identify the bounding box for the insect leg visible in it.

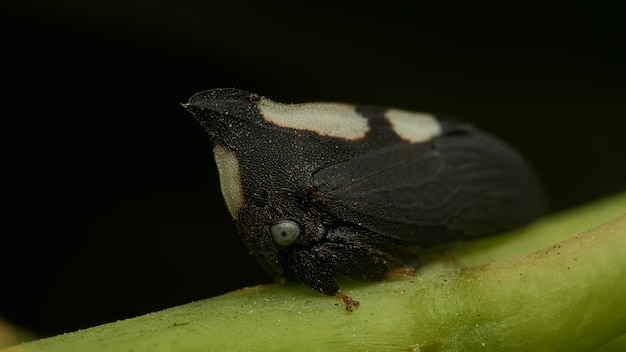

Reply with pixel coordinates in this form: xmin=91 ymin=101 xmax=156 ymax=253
xmin=288 ymin=249 xmax=340 ymax=296
xmin=310 ymin=242 xmax=389 ymax=281
xmin=288 ymin=249 xmax=360 ymax=311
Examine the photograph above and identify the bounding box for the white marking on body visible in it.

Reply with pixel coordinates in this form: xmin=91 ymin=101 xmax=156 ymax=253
xmin=384 ymin=109 xmax=442 ymax=143
xmin=258 ymin=98 xmax=369 ymax=140
xmin=212 ymin=145 xmax=244 ymax=219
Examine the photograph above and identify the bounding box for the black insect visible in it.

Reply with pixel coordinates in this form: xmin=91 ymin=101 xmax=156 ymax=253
xmin=183 ymin=88 xmax=545 ymax=311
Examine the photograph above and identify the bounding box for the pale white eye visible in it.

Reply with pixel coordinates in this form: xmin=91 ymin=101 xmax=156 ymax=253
xmin=270 ymin=220 xmax=301 ymax=246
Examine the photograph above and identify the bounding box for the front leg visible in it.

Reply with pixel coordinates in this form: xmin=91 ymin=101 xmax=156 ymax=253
xmin=288 ymin=249 xmax=360 ymax=311
xmin=287 ymin=232 xmax=394 ymax=312
xmin=310 ymin=242 xmax=390 ymax=281
xmin=288 ymin=249 xmax=339 ymax=296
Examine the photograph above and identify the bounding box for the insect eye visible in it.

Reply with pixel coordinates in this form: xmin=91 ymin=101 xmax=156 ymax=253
xmin=270 ymin=220 xmax=301 ymax=246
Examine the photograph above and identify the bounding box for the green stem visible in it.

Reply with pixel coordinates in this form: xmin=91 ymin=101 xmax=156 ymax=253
xmin=5 ymin=193 xmax=626 ymax=352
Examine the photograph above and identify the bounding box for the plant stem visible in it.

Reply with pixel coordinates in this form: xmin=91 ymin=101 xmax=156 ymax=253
xmin=4 ymin=193 xmax=625 ymax=352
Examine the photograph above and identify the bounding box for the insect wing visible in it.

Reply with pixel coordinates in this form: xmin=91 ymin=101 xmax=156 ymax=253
xmin=311 ymin=127 xmax=545 ymax=244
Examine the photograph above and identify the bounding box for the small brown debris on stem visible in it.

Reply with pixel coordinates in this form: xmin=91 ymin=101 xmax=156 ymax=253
xmin=385 ymin=266 xmax=416 ymax=279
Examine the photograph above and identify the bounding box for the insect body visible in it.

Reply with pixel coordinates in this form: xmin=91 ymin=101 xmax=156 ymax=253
xmin=183 ymin=88 xmax=545 ymax=310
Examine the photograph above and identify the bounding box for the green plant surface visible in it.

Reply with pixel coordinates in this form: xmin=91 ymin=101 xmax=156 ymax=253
xmin=4 ymin=193 xmax=625 ymax=352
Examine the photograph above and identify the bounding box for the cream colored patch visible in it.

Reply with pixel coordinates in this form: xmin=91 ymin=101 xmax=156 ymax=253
xmin=258 ymin=98 xmax=369 ymax=140
xmin=212 ymin=145 xmax=244 ymax=219
xmin=385 ymin=109 xmax=441 ymax=143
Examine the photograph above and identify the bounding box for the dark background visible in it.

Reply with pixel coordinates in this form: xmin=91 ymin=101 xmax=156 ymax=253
xmin=3 ymin=1 xmax=625 ymax=338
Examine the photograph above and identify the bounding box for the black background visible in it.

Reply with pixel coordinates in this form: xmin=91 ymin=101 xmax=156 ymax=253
xmin=3 ymin=1 xmax=625 ymax=338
